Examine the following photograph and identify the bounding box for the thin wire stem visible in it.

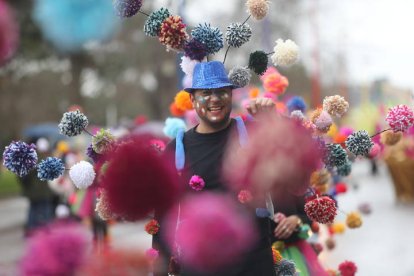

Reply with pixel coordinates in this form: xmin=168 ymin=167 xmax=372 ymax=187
xmin=138 ymin=10 xmax=150 ymax=17
xmin=83 ymin=128 xmax=95 ymax=137
xmin=242 ymin=15 xmax=251 ymax=25
xmin=370 ymin=128 xmax=391 ymax=138
xmin=223 ymin=46 xmax=231 ymax=64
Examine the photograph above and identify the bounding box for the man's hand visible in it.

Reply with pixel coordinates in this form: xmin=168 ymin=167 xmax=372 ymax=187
xmin=246 ymin=97 xmax=275 ymax=116
xmin=274 ymin=215 xmax=301 ymax=240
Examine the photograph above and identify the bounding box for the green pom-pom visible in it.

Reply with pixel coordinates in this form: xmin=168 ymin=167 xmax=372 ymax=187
xmin=144 ymin=8 xmax=170 ymax=36
xmin=92 ymin=129 xmax=115 ymax=154
xmin=248 ymin=51 xmax=268 ymax=75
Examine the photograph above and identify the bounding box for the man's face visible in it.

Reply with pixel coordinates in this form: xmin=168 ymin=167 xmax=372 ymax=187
xmin=191 ymin=87 xmax=233 ymax=127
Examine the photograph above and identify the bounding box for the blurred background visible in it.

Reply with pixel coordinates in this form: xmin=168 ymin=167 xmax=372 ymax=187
xmin=1 ymin=0 xmax=414 ymax=275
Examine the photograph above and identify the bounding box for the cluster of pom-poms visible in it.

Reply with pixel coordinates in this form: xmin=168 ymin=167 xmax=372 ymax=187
xmin=92 ymin=129 xmax=115 ymax=154
xmin=323 ymin=95 xmax=349 ymax=118
xmin=59 ymin=110 xmax=88 ymax=137
xmin=338 ymin=260 xmax=358 ymax=276
xmin=0 ymin=0 xmax=19 ymax=65
xmin=99 ymin=136 xmax=181 ymax=221
xmin=37 ymin=157 xmax=65 ymax=181
xmin=246 ymin=0 xmax=270 ymax=20
xmin=324 ymin=144 xmax=348 ymax=169
xmin=69 ymin=161 xmax=96 ymax=189
xmin=228 ymin=66 xmax=251 ymax=87
xmin=225 ymin=23 xmax=252 ymax=48
xmin=304 ymin=196 xmax=337 ymax=224
xmin=191 ymin=23 xmax=224 ymax=55
xmin=3 ymin=141 xmax=38 ymax=177
xmin=385 ymin=104 xmax=414 ymax=132
xmin=184 ymin=39 xmax=207 ymax=61
xmin=113 ymin=0 xmax=143 ymax=18
xmin=163 ymin=117 xmax=186 ymax=139
xmin=248 ymin=51 xmax=268 ymax=75
xmin=159 ymin=15 xmax=187 ymax=50
xmin=271 ymin=39 xmax=299 ymax=67
xmin=345 ymin=130 xmax=373 ymax=156
xmin=144 ymin=219 xmax=160 ymax=235
xmin=189 ymin=175 xmax=205 ymax=191
xmin=144 ymin=8 xmax=170 ymax=36
xmin=346 ymin=212 xmax=362 ymax=229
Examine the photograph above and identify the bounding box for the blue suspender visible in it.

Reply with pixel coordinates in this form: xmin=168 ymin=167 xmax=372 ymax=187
xmin=175 ymin=129 xmax=185 ymax=171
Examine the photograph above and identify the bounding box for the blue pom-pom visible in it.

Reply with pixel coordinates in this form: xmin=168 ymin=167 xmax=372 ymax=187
xmin=144 ymin=8 xmax=170 ymax=36
xmin=37 ymin=157 xmax=65 ymax=181
xmin=86 ymin=143 xmax=101 ymax=163
xmin=274 ymin=259 xmax=297 ymax=276
xmin=324 ymin=144 xmax=348 ymax=169
xmin=184 ymin=39 xmax=208 ymax=61
xmin=58 ymin=110 xmax=89 ymax=137
xmin=33 ymin=0 xmax=120 ymax=52
xmin=113 ymin=0 xmax=142 ymax=18
xmin=3 ymin=141 xmax=38 ymax=177
xmin=163 ymin=117 xmax=186 ymax=139
xmin=345 ymin=130 xmax=373 ymax=156
xmin=287 ymin=96 xmax=307 ymax=113
xmin=191 ymin=23 xmax=224 ymax=55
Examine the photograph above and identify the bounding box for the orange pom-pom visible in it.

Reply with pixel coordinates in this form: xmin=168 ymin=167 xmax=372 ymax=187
xmin=170 ymin=102 xmax=185 ymax=117
xmin=346 ymin=212 xmax=362 ymax=229
xmin=262 ymin=71 xmax=288 ymax=95
xmin=249 ymin=87 xmax=260 ymax=98
xmin=272 ymin=247 xmax=283 ymax=264
xmin=174 ymin=90 xmax=193 ymax=111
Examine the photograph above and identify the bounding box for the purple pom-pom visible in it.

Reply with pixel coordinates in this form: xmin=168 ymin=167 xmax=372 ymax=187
xmin=86 ymin=143 xmax=100 ymax=163
xmin=113 ymin=0 xmax=143 ymax=18
xmin=3 ymin=141 xmax=38 ymax=177
xmin=184 ymin=39 xmax=207 ymax=61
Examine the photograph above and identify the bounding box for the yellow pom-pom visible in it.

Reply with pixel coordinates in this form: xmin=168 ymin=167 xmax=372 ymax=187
xmin=332 ymin=222 xmax=346 ymax=234
xmin=327 ymin=123 xmax=338 ymax=138
xmin=272 ymin=247 xmax=283 ymax=264
xmin=272 ymin=241 xmax=285 ymax=252
xmin=56 ymin=141 xmax=70 ymax=154
xmin=310 ymin=169 xmax=331 ymax=187
xmin=174 ymin=90 xmax=193 ymax=111
xmin=346 ymin=211 xmax=363 ymax=229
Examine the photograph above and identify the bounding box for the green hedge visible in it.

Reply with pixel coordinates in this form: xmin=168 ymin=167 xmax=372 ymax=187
xmin=0 ymin=169 xmax=21 ymax=198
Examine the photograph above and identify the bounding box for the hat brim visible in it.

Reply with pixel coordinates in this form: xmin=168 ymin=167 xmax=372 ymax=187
xmin=184 ymin=83 xmax=238 ymax=93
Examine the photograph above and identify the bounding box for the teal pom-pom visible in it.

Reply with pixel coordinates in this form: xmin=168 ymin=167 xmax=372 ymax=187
xmin=191 ymin=23 xmax=224 ymax=55
xmin=345 ymin=130 xmax=373 ymax=156
xmin=248 ymin=50 xmax=268 ymax=75
xmin=298 ymin=224 xmax=311 ymax=239
xmin=37 ymin=157 xmax=65 ymax=181
xmin=337 ymin=160 xmax=352 ymax=176
xmin=324 ymin=144 xmax=348 ymax=169
xmin=144 ymin=8 xmax=170 ymax=36
xmin=275 ymin=259 xmax=297 ymax=276
xmin=163 ymin=117 xmax=186 ymax=139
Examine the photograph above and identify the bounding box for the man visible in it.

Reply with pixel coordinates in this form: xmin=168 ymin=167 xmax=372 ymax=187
xmin=154 ymin=61 xmax=276 ymax=276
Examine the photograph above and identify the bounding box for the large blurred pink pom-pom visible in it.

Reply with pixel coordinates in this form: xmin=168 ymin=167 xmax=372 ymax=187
xmin=385 ymin=104 xmax=414 ymax=132
xmin=304 ymin=196 xmax=337 ymax=224
xmin=99 ymin=135 xmax=181 ymax=221
xmin=20 ymin=223 xmax=90 ymax=275
xmin=223 ymin=113 xmax=322 ymax=198
xmin=163 ymin=193 xmax=257 ymax=273
xmin=0 ymin=0 xmax=19 ymax=65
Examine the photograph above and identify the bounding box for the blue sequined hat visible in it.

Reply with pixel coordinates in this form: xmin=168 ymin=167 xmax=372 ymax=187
xmin=184 ymin=61 xmax=237 ymax=93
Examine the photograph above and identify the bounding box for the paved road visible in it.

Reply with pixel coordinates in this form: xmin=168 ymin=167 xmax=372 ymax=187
xmin=1 ymin=160 xmax=414 ymax=275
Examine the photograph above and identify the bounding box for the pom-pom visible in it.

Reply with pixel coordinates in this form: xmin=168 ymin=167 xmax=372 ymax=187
xmin=69 ymin=161 xmax=96 ymax=189
xmin=189 ymin=175 xmax=205 ymax=191
xmin=271 ymin=39 xmax=299 ymax=67
xmin=325 ymin=237 xmax=336 ymax=250
xmin=86 ymin=144 xmax=101 ymax=163
xmin=304 ymin=196 xmax=337 ymax=224
xmin=380 ymin=130 xmax=402 ymax=146
xmin=95 ymin=190 xmax=114 ymax=220
xmin=183 ymin=39 xmax=207 ymax=61
xmin=191 ymin=23 xmax=224 ymax=54
xmin=170 ymin=102 xmax=186 ymax=117
xmin=145 ymin=219 xmax=160 ymax=235
xmin=386 ymin=104 xmax=414 ymax=132
xmin=145 ymin=248 xmax=159 ymax=262
xmin=20 ymin=223 xmax=90 ymax=275
xmin=92 ymin=129 xmax=115 ymax=154
xmin=0 ymin=0 xmax=19 ymax=65
xmin=238 ymin=190 xmax=253 ymax=203
xmin=358 ymin=202 xmax=372 ymax=215
xmin=113 ymin=0 xmax=142 ymax=18
xmin=37 ymin=157 xmax=65 ymax=181
xmin=337 ymin=161 xmax=352 ymax=177
xmin=272 ymin=248 xmax=283 ymax=264
xmin=180 ymin=56 xmax=199 ymax=77
xmin=311 ymin=109 xmax=332 ymax=133
xmin=224 ymin=114 xmax=322 ymax=197
xmin=59 ymin=110 xmax=88 ymax=137
xmin=311 ymin=221 xmax=320 ymax=233
xmin=338 ymin=260 xmax=357 ymax=276
xmin=225 ymin=22 xmax=252 ymax=48
xmin=274 ymin=259 xmax=297 ymax=276
xmin=3 ymin=141 xmax=38 ymax=177
xmin=345 ymin=130 xmax=373 ymax=156
xmin=324 ymin=144 xmax=348 ymax=168
xmin=248 ymin=51 xmax=268 ymax=75
xmin=159 ymin=15 xmax=188 ymax=50
xmin=163 ymin=117 xmax=186 ymax=139
xmin=331 ymin=222 xmax=346 ymax=234
xmin=246 ymin=0 xmax=270 ymax=20
xmin=228 ymin=66 xmax=251 ymax=88
xmin=144 ymin=7 xmax=170 ymax=36
xmin=310 ymin=169 xmax=331 ymax=188
xmin=163 ymin=193 xmax=256 ymax=272
xmin=261 ymin=68 xmax=289 ymax=95
xmin=99 ymin=136 xmax=181 ymax=221
xmin=149 ymin=139 xmax=166 ymax=153
xmin=33 ymin=0 xmax=119 ymax=52
xmin=346 ymin=212 xmax=362 ymax=229
xmin=323 ymin=95 xmax=349 ymax=118
xmin=368 ymin=143 xmax=380 ymax=158
xmin=311 ymin=242 xmax=323 ymax=255
xmin=287 ymin=96 xmax=307 ymax=113
xmin=290 ymin=110 xmax=305 ymax=122
xmin=174 ymin=90 xmax=193 ymax=111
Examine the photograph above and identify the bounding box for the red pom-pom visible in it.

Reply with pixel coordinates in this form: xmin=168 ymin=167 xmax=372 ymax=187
xmin=145 ymin=219 xmax=160 ymax=235
xmin=338 ymin=260 xmax=358 ymax=276
xmin=304 ymin=196 xmax=337 ymax=224
xmin=311 ymin=221 xmax=320 ymax=233
xmin=99 ymin=135 xmax=181 ymax=221
xmin=237 ymin=190 xmax=253 ymax=203
xmin=335 ymin=182 xmax=348 ymax=194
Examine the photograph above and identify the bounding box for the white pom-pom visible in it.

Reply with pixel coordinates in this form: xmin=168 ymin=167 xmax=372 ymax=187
xmin=180 ymin=56 xmax=199 ymax=77
xmin=69 ymin=161 xmax=96 ymax=189
xmin=271 ymin=39 xmax=299 ymax=67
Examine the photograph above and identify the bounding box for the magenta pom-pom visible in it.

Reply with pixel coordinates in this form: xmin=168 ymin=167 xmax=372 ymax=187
xmin=385 ymin=104 xmax=414 ymax=132
xmin=189 ymin=175 xmax=205 ymax=191
xmin=338 ymin=260 xmax=358 ymax=276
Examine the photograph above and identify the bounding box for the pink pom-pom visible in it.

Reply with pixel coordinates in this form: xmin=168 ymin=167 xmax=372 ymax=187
xmin=189 ymin=175 xmax=205 ymax=191
xmin=339 ymin=126 xmax=354 ymax=137
xmin=149 ymin=139 xmax=166 ymax=153
xmin=223 ymin=113 xmax=322 ymax=198
xmin=237 ymin=189 xmax=253 ymax=203
xmin=304 ymin=196 xmax=337 ymax=224
xmin=338 ymin=260 xmax=358 ymax=276
xmin=163 ymin=193 xmax=257 ymax=273
xmin=314 ymin=110 xmax=333 ymax=133
xmin=99 ymin=135 xmax=181 ymax=221
xmin=20 ymin=223 xmax=90 ymax=275
xmin=368 ymin=143 xmax=380 ymax=158
xmin=385 ymin=104 xmax=414 ymax=132
xmin=0 ymin=0 xmax=19 ymax=65
xmin=145 ymin=248 xmax=159 ymax=262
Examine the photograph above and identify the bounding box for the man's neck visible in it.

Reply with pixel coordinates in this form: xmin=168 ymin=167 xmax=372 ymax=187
xmin=196 ymin=118 xmax=231 ymax=134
